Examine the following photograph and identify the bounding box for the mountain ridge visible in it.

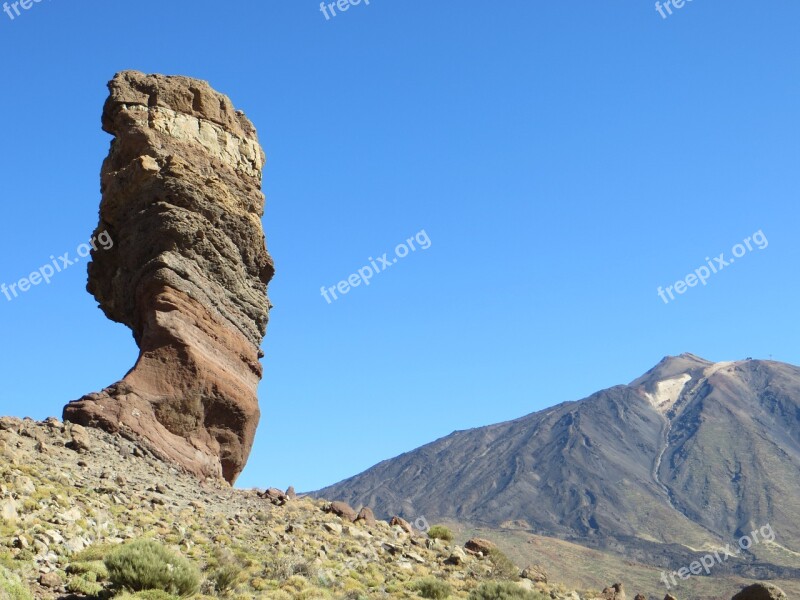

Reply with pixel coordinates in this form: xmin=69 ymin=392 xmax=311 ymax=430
xmin=312 ymin=355 xmax=800 ymax=584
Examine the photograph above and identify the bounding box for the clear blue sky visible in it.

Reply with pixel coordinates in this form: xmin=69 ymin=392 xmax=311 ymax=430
xmin=0 ymin=1 xmax=798 ymax=491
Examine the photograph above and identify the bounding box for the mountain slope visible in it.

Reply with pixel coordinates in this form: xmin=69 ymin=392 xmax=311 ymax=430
xmin=313 ymin=355 xmax=800 ymax=578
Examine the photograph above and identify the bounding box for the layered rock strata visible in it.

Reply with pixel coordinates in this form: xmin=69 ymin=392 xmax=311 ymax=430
xmin=64 ymin=71 xmax=274 ymax=484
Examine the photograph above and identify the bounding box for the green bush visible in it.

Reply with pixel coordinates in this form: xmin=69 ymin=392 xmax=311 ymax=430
xmin=66 ymin=560 xmax=109 ymax=580
xmin=206 ymin=547 xmax=242 ymax=596
xmin=263 ymin=555 xmax=317 ymax=582
xmin=427 ymin=526 xmax=455 ymax=542
xmin=66 ymin=575 xmax=104 ymax=597
xmin=104 ymin=540 xmax=200 ymax=598
xmin=0 ymin=566 xmax=32 ymax=600
xmin=487 ymin=548 xmax=519 ymax=581
xmin=468 ymin=582 xmax=548 ymax=600
xmin=411 ymin=577 xmax=452 ymax=600
xmin=72 ymin=542 xmax=119 ymax=563
xmin=208 ymin=563 xmax=240 ymax=596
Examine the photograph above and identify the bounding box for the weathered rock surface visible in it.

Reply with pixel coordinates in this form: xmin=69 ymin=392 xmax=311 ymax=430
xmin=355 ymin=506 xmax=377 ymax=527
xmin=391 ymin=516 xmax=415 ymax=535
xmin=259 ymin=488 xmax=289 ymax=506
xmin=325 ymin=501 xmax=358 ymax=522
xmin=732 ymin=583 xmax=788 ymax=600
xmin=592 ymin=583 xmax=626 ymax=600
xmin=521 ymin=564 xmax=548 ymax=583
xmin=464 ymin=537 xmax=497 ymax=555
xmin=63 ymin=71 xmax=274 ymax=484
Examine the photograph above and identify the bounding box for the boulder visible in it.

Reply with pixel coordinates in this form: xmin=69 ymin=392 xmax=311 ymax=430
xmin=0 ymin=500 xmax=18 ymax=523
xmin=521 ymin=564 xmax=548 ymax=583
xmin=391 ymin=516 xmax=415 ymax=535
xmin=731 ymin=583 xmax=788 ymax=600
xmin=355 ymin=507 xmax=377 ymax=527
xmin=63 ymin=71 xmax=274 ymax=484
xmin=592 ymin=583 xmax=626 ymax=600
xmin=445 ymin=546 xmax=468 ymax=566
xmin=325 ymin=501 xmax=357 ymax=522
xmin=38 ymin=572 xmax=63 ymax=589
xmin=67 ymin=424 xmax=91 ymax=453
xmin=0 ymin=417 xmax=22 ymax=433
xmin=259 ymin=488 xmax=289 ymax=506
xmin=465 ymin=537 xmax=497 ymax=555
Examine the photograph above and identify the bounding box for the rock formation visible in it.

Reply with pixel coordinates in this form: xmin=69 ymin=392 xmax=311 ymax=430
xmin=63 ymin=71 xmax=274 ymax=484
xmin=732 ymin=583 xmax=788 ymax=600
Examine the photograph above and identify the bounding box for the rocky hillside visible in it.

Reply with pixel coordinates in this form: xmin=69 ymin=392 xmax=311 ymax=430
xmin=0 ymin=415 xmax=631 ymax=600
xmin=313 ymin=355 xmax=800 ymax=584
xmin=1 ymin=416 xmax=783 ymax=600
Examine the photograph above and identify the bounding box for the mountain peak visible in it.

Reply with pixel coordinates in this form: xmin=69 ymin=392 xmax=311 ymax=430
xmin=630 ymin=353 xmax=710 ymax=386
xmin=629 ymin=354 xmax=713 ymax=414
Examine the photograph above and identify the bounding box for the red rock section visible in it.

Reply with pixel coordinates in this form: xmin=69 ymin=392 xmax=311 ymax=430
xmin=64 ymin=71 xmax=274 ymax=484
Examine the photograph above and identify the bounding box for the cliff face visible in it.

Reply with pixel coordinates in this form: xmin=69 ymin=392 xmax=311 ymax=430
xmin=64 ymin=71 xmax=274 ymax=484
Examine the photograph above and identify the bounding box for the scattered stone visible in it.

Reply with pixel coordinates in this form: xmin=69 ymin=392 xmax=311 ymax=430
xmin=15 ymin=476 xmax=36 ymax=495
xmin=323 ymin=522 xmax=343 ymax=535
xmin=0 ymin=500 xmax=18 ymax=523
xmin=13 ymin=535 xmax=28 ymax=549
xmin=44 ymin=416 xmax=62 ymax=429
xmin=343 ymin=525 xmax=371 ymax=541
xmin=58 ymin=507 xmax=82 ymax=523
xmin=0 ymin=417 xmax=22 ymax=433
xmin=286 ymin=486 xmax=297 ymax=499
xmin=43 ymin=530 xmax=64 ymax=546
xmin=259 ymin=488 xmax=289 ymax=506
xmin=64 ymin=536 xmax=88 ymax=554
xmin=405 ymin=551 xmax=426 ymax=564
xmin=382 ymin=543 xmax=402 ymax=556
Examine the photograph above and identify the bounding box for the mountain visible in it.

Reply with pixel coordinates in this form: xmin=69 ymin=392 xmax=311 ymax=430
xmin=313 ymin=354 xmax=800 ymax=581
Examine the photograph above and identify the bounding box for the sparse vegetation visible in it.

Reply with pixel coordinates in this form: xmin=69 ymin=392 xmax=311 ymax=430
xmin=0 ymin=566 xmax=32 ymax=600
xmin=427 ymin=525 xmax=455 ymax=542
xmin=468 ymin=582 xmax=548 ymax=600
xmin=411 ymin=576 xmax=452 ymax=599
xmin=1 ymin=418 xmax=639 ymax=600
xmin=66 ymin=574 xmax=104 ymax=597
xmin=205 ymin=547 xmax=243 ymax=596
xmin=487 ymin=548 xmax=520 ymax=581
xmin=104 ymin=540 xmax=200 ymax=597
